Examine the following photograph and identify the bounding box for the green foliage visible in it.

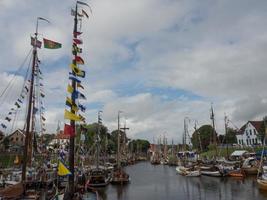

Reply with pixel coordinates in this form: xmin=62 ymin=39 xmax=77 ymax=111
xmin=191 ymin=125 xmax=217 ymax=151
xmin=3 ymin=137 xmax=10 ymax=150
xmin=128 ymin=139 xmax=150 ymax=153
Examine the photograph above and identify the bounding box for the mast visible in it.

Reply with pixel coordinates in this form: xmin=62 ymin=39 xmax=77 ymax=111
xmin=68 ymin=3 xmax=78 ymax=195
xmin=96 ymin=111 xmax=102 ymax=169
xmin=120 ymin=120 xmax=129 ymax=159
xmin=117 ymin=111 xmax=122 ymax=169
xmin=224 ymin=114 xmax=229 ymax=159
xmin=22 ymin=19 xmax=39 ymax=182
xmin=210 ymin=104 xmax=217 ymax=157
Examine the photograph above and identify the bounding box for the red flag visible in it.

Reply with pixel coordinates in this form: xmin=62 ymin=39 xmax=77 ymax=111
xmin=73 ymin=39 xmax=83 ymax=45
xmin=75 ymin=56 xmax=84 ymax=64
xmin=73 ymin=31 xmax=82 ymax=37
xmin=64 ymin=124 xmax=75 ymax=137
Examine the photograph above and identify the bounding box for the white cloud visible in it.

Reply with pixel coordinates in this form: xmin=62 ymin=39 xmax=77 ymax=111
xmin=1 ymin=0 xmax=267 ymax=143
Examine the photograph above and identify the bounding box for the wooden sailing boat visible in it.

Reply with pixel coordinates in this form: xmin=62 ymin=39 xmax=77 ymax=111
xmin=86 ymin=111 xmax=111 ymax=188
xmin=0 ymin=16 xmax=57 ymax=199
xmin=257 ymin=134 xmax=267 ymax=190
xmin=111 ymin=111 xmax=130 ymax=184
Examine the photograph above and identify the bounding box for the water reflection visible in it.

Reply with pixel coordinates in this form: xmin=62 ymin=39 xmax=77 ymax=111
xmin=96 ymin=162 xmax=267 ymax=200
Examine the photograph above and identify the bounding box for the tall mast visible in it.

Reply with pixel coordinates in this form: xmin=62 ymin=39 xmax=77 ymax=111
xmin=224 ymin=114 xmax=229 ymax=159
xmin=22 ymin=18 xmax=39 ymax=182
xmin=120 ymin=120 xmax=129 ymax=158
xmin=210 ymin=104 xmax=217 ymax=157
xmin=117 ymin=111 xmax=122 ymax=169
xmin=69 ymin=3 xmax=78 ymax=195
xmin=96 ymin=111 xmax=102 ymax=169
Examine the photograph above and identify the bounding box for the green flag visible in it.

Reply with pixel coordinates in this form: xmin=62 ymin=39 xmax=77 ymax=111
xmin=43 ymin=38 xmax=62 ymax=49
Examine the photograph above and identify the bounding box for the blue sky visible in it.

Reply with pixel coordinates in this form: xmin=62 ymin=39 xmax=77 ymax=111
xmin=1 ymin=0 xmax=267 ymax=143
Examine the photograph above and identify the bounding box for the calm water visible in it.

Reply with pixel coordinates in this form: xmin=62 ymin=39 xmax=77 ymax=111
xmin=96 ymin=161 xmax=267 ymax=200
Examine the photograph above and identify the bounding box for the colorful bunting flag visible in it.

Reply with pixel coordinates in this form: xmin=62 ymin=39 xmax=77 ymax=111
xmin=72 ymin=91 xmax=86 ymax=100
xmin=5 ymin=117 xmax=11 ymax=122
xmin=79 ymin=104 xmax=86 ymax=112
xmin=67 ymin=84 xmax=74 ymax=94
xmin=73 ymin=39 xmax=83 ymax=45
xmin=69 ymin=75 xmax=81 ymax=84
xmin=70 ymin=64 xmax=86 ymax=78
xmin=77 ymin=83 xmax=84 ymax=89
xmin=58 ymin=160 xmax=72 ymax=176
xmin=64 ymin=124 xmax=75 ymax=137
xmin=73 ymin=31 xmax=82 ymax=37
xmin=64 ymin=109 xmax=82 ymax=121
xmin=31 ymin=37 xmax=42 ymax=48
xmin=42 ymin=116 xmax=46 ymax=121
xmin=43 ymin=38 xmax=62 ymax=49
xmin=72 ymin=44 xmax=82 ymax=54
xmin=15 ymin=102 xmax=21 ymax=108
xmin=65 ymin=97 xmax=78 ymax=112
xmin=41 ymin=93 xmax=45 ymax=98
xmin=1 ymin=124 xmax=7 ymax=129
xmin=75 ymin=56 xmax=84 ymax=64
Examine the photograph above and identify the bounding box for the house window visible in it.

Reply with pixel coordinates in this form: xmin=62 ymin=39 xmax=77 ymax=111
xmin=252 ymin=139 xmax=254 ymax=144
xmin=242 ymin=140 xmax=244 ymax=145
xmin=246 ymin=139 xmax=249 ymax=145
xmin=16 ymin=137 xmax=18 ymax=141
xmin=254 ymin=129 xmax=257 ymax=135
xmin=246 ymin=130 xmax=249 ymax=136
xmin=256 ymin=138 xmax=258 ymax=144
xmin=250 ymin=130 xmax=252 ymax=135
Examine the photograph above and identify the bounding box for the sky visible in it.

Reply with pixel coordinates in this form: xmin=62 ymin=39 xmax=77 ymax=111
xmin=1 ymin=0 xmax=267 ymax=143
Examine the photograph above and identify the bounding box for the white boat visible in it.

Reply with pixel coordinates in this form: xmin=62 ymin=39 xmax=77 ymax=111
xmin=176 ymin=166 xmax=200 ymax=177
xmin=201 ymin=170 xmax=222 ymax=177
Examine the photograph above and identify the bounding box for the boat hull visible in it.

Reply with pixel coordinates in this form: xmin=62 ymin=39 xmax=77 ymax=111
xmin=257 ymin=179 xmax=267 ymax=190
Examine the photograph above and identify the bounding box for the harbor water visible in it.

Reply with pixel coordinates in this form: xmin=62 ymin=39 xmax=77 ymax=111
xmin=94 ymin=161 xmax=267 ymax=200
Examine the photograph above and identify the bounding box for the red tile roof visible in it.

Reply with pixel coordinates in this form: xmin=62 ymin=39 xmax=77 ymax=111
xmin=237 ymin=121 xmax=263 ymax=135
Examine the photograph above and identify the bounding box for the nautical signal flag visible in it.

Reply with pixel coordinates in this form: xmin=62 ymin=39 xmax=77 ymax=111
xmin=64 ymin=123 xmax=75 ymax=137
xmin=77 ymin=83 xmax=84 ymax=89
xmin=58 ymin=160 xmax=71 ymax=176
xmin=73 ymin=38 xmax=83 ymax=45
xmin=31 ymin=37 xmax=42 ymax=48
xmin=43 ymin=38 xmax=62 ymax=49
xmin=75 ymin=56 xmax=84 ymax=65
xmin=64 ymin=109 xmax=82 ymax=121
xmin=73 ymin=31 xmax=82 ymax=37
xmin=70 ymin=64 xmax=86 ymax=78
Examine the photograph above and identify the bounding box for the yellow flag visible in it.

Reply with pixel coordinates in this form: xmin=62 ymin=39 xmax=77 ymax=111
xmin=67 ymin=84 xmax=74 ymax=93
xmin=70 ymin=63 xmax=85 ymax=77
xmin=66 ymin=97 xmax=78 ymax=112
xmin=64 ymin=109 xmax=81 ymax=121
xmin=58 ymin=161 xmax=71 ymax=176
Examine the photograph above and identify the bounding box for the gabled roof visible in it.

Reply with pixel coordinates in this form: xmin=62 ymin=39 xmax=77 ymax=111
xmin=237 ymin=121 xmax=263 ymax=135
xmin=7 ymin=129 xmax=25 ymax=138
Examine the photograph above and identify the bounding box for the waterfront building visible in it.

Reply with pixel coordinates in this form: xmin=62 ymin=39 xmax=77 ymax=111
xmin=236 ymin=121 xmax=263 ymax=146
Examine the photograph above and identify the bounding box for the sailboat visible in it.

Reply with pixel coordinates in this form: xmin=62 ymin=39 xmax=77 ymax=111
xmin=111 ymin=111 xmax=130 ymax=184
xmin=0 ymin=16 xmax=59 ymax=199
xmin=257 ymin=136 xmax=267 ymax=190
xmin=86 ymin=111 xmax=111 ymax=188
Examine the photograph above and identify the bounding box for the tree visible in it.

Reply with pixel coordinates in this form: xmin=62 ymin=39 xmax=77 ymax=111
xmin=218 ymin=128 xmax=238 ymax=144
xmin=191 ymin=125 xmax=217 ymax=151
xmin=3 ymin=137 xmax=10 ymax=150
xmin=258 ymin=116 xmax=267 ymax=145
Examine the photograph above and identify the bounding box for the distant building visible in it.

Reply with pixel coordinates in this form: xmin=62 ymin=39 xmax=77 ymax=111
xmin=49 ymin=130 xmax=69 ymax=148
xmin=8 ymin=129 xmax=25 ymax=146
xmin=236 ymin=121 xmax=263 ymax=146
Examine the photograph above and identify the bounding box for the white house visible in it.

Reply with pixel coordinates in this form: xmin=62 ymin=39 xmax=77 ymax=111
xmin=49 ymin=130 xmax=69 ymax=148
xmin=236 ymin=121 xmax=263 ymax=146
